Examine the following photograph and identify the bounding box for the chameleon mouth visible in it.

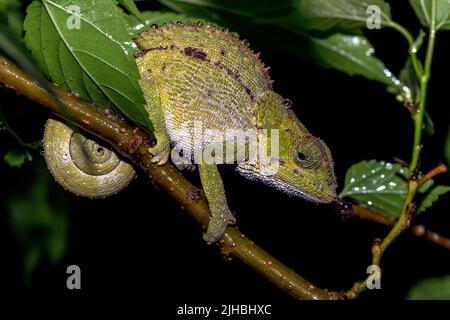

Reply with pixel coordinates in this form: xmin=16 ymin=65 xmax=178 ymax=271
xmin=278 ymin=163 xmax=337 ymax=203
xmin=295 ymin=185 xmax=337 ymax=204
xmin=268 ymin=173 xmax=337 ymax=204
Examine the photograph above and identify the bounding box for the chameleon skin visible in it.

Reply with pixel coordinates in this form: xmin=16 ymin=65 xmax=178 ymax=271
xmin=44 ymin=119 xmax=135 ymax=198
xmin=134 ymin=23 xmax=337 ymax=242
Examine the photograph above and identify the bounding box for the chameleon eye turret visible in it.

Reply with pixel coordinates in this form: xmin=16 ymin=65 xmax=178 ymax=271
xmin=292 ymin=137 xmax=325 ymax=170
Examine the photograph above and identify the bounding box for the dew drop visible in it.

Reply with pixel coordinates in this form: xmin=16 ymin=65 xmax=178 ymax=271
xmin=365 ymin=48 xmax=375 ymax=56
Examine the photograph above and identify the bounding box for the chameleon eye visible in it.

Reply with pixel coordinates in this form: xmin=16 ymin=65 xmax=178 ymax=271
xmin=297 ymin=152 xmax=307 ymax=161
xmin=282 ymin=99 xmax=293 ymax=108
xmin=293 ymin=138 xmax=323 ymax=169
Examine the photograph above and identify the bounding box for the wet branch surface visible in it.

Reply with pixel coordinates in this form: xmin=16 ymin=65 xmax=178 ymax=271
xmin=0 ymin=56 xmax=345 ymax=300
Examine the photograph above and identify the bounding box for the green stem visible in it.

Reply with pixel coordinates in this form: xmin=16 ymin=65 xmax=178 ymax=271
xmin=376 ymin=0 xmax=437 ymax=263
xmin=388 ymin=21 xmax=423 ymax=79
xmin=379 ymin=0 xmax=436 ymax=261
xmin=410 ymin=6 xmax=436 ymax=174
xmin=347 ymin=4 xmax=438 ymax=297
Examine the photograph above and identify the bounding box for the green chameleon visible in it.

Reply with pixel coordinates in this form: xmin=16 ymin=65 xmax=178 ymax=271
xmin=44 ymin=23 xmax=337 ymax=243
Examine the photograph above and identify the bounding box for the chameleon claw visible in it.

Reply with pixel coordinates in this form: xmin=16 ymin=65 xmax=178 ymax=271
xmin=148 ymin=134 xmax=170 ymax=165
xmin=148 ymin=144 xmax=170 ymax=165
xmin=203 ymin=209 xmax=236 ymax=244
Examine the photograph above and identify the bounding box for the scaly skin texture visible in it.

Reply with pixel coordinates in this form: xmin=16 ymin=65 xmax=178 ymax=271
xmin=134 ymin=23 xmax=338 ymax=242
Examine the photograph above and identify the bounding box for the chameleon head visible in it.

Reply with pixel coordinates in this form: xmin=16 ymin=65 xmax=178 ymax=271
xmin=237 ymin=91 xmax=337 ymax=204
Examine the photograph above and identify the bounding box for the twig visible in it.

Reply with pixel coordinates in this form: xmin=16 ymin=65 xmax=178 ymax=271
xmin=351 ymin=204 xmax=395 ymax=226
xmin=420 ymin=163 xmax=448 ymax=185
xmin=0 ymin=56 xmax=345 ymax=300
xmin=351 ymin=204 xmax=450 ymax=250
xmin=412 ymin=225 xmax=450 ymax=250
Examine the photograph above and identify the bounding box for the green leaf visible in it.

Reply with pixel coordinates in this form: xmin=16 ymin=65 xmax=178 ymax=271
xmin=339 ymin=160 xmax=410 ymax=218
xmin=24 ymin=0 xmax=152 ymax=131
xmin=118 ymin=0 xmax=144 ymax=23
xmin=399 ymin=58 xmax=420 ymax=104
xmin=257 ymin=0 xmax=393 ymax=33
xmin=340 ymin=160 xmax=446 ymax=217
xmin=423 ymin=111 xmax=435 ymax=136
xmin=391 ymin=57 xmax=435 ymax=136
xmin=160 ymin=0 xmax=403 ymax=91
xmin=128 ymin=10 xmax=208 ymax=37
xmin=417 ymin=185 xmax=450 ymax=213
xmin=407 ymin=275 xmax=450 ymax=300
xmin=303 ymin=33 xmax=402 ymax=87
xmin=160 ymin=0 xmax=293 ymax=18
xmin=24 ymin=1 xmax=108 ymax=106
xmin=3 ymin=150 xmax=26 ymax=167
xmin=7 ymin=162 xmax=69 ymax=280
xmin=409 ymin=0 xmax=450 ymax=30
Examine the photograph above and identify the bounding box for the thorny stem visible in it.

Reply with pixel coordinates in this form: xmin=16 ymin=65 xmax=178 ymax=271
xmin=0 ymin=56 xmax=344 ymax=300
xmin=348 ymin=2 xmax=438 ymax=298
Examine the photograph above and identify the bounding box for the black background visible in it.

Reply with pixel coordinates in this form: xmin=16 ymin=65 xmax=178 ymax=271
xmin=1 ymin=0 xmax=450 ymax=312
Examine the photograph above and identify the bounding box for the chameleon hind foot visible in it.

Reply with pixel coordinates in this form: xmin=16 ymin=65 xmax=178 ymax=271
xmin=198 ymin=163 xmax=236 ymax=243
xmin=203 ymin=208 xmax=236 ymax=244
xmin=175 ymin=162 xmax=196 ymax=172
xmin=170 ymin=148 xmax=196 ymax=171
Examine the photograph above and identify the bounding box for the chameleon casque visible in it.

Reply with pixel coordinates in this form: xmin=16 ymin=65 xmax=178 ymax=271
xmin=44 ymin=23 xmax=337 ymax=243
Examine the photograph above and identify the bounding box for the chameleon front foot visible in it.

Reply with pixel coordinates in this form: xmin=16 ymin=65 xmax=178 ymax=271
xmin=148 ymin=145 xmax=170 ymax=165
xmin=148 ymin=134 xmax=170 ymax=165
xmin=203 ymin=208 xmax=236 ymax=244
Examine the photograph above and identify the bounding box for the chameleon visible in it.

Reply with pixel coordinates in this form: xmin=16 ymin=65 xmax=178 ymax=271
xmin=44 ymin=22 xmax=337 ymax=243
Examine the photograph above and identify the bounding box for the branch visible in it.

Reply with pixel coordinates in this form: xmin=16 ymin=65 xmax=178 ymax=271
xmin=0 ymin=56 xmax=345 ymax=300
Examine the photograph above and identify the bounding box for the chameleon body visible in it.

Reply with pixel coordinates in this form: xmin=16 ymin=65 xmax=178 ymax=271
xmin=44 ymin=23 xmax=337 ymax=242
xmin=135 ymin=23 xmax=337 ymax=242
